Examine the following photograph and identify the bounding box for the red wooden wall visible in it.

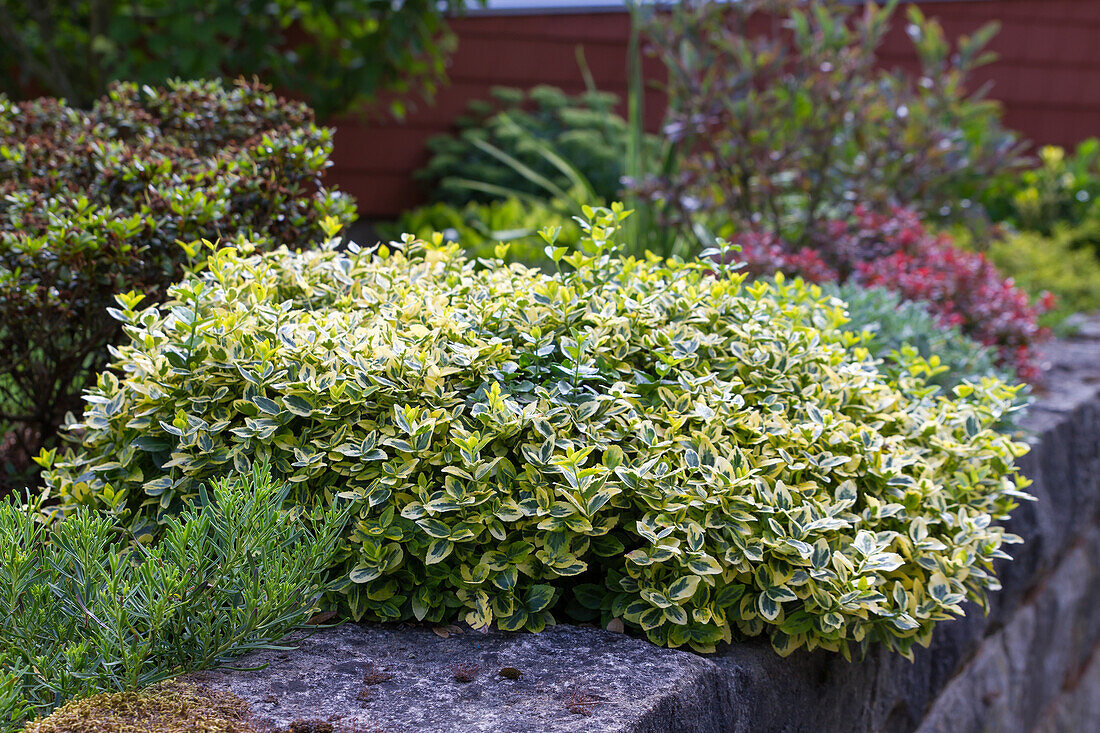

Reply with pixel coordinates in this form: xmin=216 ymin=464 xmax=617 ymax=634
xmin=329 ymin=1 xmax=1100 ymax=219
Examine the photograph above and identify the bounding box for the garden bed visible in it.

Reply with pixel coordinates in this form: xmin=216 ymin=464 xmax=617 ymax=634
xmin=7 ymin=3 xmax=1100 ymax=730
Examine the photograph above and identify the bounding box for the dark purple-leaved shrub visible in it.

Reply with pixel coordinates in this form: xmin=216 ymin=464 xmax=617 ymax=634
xmin=630 ymin=0 xmax=1022 ymax=245
xmin=0 ymin=79 xmax=355 ymax=489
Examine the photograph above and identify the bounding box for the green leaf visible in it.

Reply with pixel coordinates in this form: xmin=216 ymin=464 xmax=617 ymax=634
xmin=891 ymin=613 xmax=920 ymax=631
xmin=574 ymin=583 xmax=607 ymax=610
xmin=143 ymin=477 xmax=174 ymax=496
xmin=863 ymin=553 xmax=904 ymax=573
xmin=418 ymin=518 xmax=451 ymax=539
xmin=766 ymin=585 xmax=798 ymax=603
xmin=284 ymin=395 xmax=314 ymax=416
xmin=602 ymin=445 xmax=624 ymax=470
xmin=492 ymin=567 xmax=518 ymax=591
xmin=853 ymin=530 xmax=877 ymax=557
xmin=928 ymin=572 xmax=951 ymax=603
xmin=687 ymin=555 xmax=723 ymax=575
xmin=668 ymin=575 xmax=701 ymax=603
xmin=425 ymin=540 xmax=453 ymax=565
xmin=758 ymin=594 xmax=782 ymax=622
xmin=715 ymin=583 xmax=746 ymax=608
xmin=253 ymin=396 xmax=282 ymax=415
xmin=498 ymin=607 xmax=529 ymax=632
xmin=638 ymin=607 xmax=665 ymax=631
xmin=663 ymin=604 xmax=689 ymax=626
xmin=525 ymin=584 xmax=556 ymax=613
xmin=349 ymin=564 xmax=382 ymax=583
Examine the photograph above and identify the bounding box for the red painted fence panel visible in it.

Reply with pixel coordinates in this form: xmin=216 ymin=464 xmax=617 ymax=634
xmin=329 ymin=1 xmax=1100 ymax=219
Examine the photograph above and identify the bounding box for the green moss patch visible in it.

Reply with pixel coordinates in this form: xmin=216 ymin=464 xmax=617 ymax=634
xmin=22 ymin=681 xmax=258 ymax=733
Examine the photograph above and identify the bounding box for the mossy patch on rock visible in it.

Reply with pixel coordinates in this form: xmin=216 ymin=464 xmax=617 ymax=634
xmin=22 ymin=681 xmax=260 ymax=733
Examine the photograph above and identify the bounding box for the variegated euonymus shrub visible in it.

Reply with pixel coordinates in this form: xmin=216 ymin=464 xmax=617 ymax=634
xmin=40 ymin=208 xmax=1031 ymax=658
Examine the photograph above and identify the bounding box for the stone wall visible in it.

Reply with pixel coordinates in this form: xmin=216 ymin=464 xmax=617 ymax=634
xmin=198 ymin=319 xmax=1100 ymax=733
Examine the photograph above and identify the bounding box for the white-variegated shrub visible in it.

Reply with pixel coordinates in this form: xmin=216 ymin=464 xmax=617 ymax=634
xmin=41 ymin=207 xmax=1031 ymax=658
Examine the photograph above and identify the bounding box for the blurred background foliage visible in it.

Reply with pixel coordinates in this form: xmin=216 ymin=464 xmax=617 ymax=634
xmin=0 ymin=0 xmax=479 ymax=118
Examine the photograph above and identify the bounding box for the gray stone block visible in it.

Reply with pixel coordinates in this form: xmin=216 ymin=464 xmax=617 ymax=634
xmin=196 ymin=624 xmax=730 ymax=733
xmin=916 ymin=526 xmax=1100 ymax=733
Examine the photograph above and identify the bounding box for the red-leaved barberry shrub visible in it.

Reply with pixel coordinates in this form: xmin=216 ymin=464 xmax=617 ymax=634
xmin=731 ymin=206 xmax=1051 ymax=381
xmin=857 ymin=238 xmax=1051 ymax=382
xmin=731 ymin=230 xmax=839 ymax=284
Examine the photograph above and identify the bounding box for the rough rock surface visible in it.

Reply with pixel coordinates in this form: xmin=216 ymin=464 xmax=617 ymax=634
xmin=199 ymin=319 xmax=1100 ymax=733
xmin=196 ymin=624 xmax=726 ymax=733
xmin=916 ymin=526 xmax=1100 ymax=733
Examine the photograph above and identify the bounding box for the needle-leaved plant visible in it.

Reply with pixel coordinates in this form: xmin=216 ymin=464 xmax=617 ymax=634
xmin=1 ymin=465 xmax=349 ymax=732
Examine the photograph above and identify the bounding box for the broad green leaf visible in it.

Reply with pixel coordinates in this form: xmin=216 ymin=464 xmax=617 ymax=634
xmin=425 ymin=540 xmax=453 ymax=565
xmin=525 ymin=584 xmax=556 ymax=613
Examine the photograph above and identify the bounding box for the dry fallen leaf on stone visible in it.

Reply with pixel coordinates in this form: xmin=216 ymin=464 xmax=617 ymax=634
xmin=306 ymin=611 xmax=338 ymax=626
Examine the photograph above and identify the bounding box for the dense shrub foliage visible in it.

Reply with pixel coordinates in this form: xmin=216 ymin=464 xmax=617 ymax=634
xmin=825 ymin=283 xmax=1003 ymax=389
xmin=0 ymin=0 xmax=474 ymax=117
xmin=1 ymin=467 xmax=348 ymax=732
xmin=631 ymin=0 xmax=1021 ymax=247
xmin=0 ymin=79 xmax=354 ymax=486
xmin=419 ymin=85 xmax=649 ymax=206
xmin=43 ymin=210 xmax=1031 ymax=659
xmin=730 ymin=207 xmax=1050 ymax=381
